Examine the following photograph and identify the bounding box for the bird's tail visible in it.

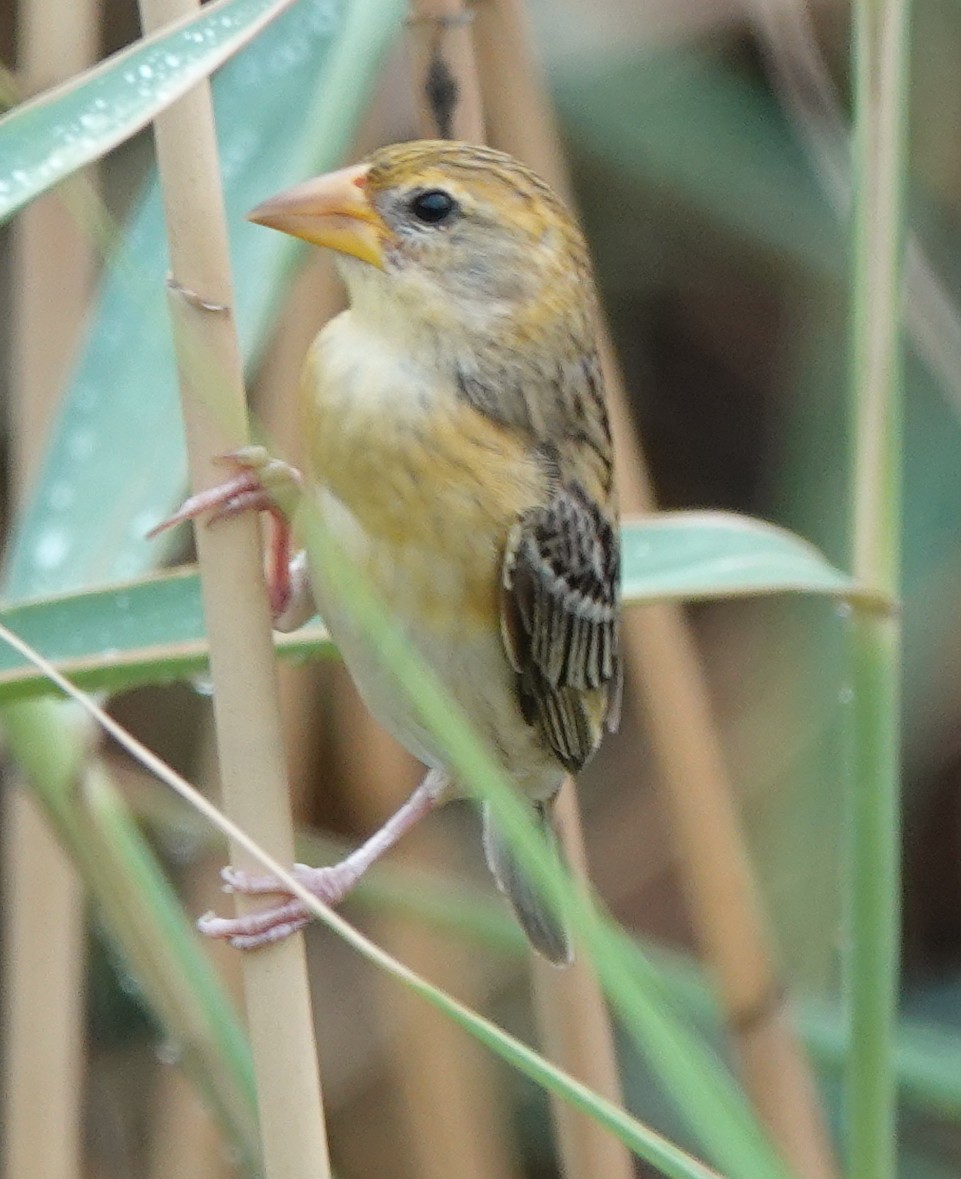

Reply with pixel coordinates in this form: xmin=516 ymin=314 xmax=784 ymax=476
xmin=482 ymin=798 xmax=573 ymax=967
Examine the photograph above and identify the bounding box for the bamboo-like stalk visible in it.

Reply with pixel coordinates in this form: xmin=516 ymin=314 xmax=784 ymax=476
xmin=136 ymin=1 xmax=330 ymax=1175
xmin=404 ymin=6 xmax=635 ymax=1179
xmin=2 ymin=3 xmax=98 ymax=1177
xmin=1 ymin=799 xmax=85 ymax=1179
xmin=473 ymin=2 xmax=836 ymax=1175
xmin=845 ymin=0 xmax=910 ymax=1173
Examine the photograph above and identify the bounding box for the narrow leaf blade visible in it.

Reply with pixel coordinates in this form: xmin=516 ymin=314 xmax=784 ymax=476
xmin=0 ymin=0 xmax=298 ymax=223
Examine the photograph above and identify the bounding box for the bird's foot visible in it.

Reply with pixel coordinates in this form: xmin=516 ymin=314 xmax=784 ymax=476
xmin=147 ymin=447 xmax=302 ymax=536
xmin=147 ymin=447 xmax=307 ymax=621
xmin=197 ymin=861 xmax=358 ymax=951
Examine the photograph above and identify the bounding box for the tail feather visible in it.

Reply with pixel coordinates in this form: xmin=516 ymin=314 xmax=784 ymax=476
xmin=482 ymin=799 xmax=572 ymax=967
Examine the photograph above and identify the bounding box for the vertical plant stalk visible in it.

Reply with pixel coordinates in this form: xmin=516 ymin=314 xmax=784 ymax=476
xmin=846 ymin=0 xmax=910 ymax=1174
xmin=473 ymin=2 xmax=837 ymax=1176
xmin=136 ymin=1 xmax=330 ymax=1176
xmin=2 ymin=3 xmax=98 ymax=1177
xmin=1 ymin=700 xmax=261 ymax=1166
xmin=405 ymin=5 xmax=634 ymax=1179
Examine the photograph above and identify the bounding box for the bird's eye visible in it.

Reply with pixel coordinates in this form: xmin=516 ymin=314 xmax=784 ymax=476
xmin=409 ymin=189 xmax=457 ymax=225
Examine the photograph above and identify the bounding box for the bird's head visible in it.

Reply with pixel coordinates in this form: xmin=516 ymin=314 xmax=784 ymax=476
xmin=248 ymin=141 xmax=594 ymax=352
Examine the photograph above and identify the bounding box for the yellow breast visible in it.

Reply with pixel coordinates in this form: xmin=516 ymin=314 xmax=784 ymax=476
xmin=299 ymin=317 xmax=546 ymax=629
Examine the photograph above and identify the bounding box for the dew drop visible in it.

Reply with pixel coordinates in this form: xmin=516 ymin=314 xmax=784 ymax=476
xmin=33 ymin=529 xmax=70 ymax=571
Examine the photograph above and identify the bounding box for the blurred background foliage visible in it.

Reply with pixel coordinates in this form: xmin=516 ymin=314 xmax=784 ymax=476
xmin=2 ymin=0 xmax=961 ymax=1175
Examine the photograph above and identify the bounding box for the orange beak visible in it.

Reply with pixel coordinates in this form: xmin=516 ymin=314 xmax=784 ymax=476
xmin=247 ymin=163 xmax=387 ymax=269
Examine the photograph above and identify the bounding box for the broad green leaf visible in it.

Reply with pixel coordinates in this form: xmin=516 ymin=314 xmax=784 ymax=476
xmin=0 ymin=0 xmax=300 ymax=223
xmin=3 ymin=0 xmax=404 ymax=598
xmin=621 ymin=511 xmax=866 ymax=602
xmin=0 ymin=512 xmax=864 ymax=702
xmin=0 ymin=568 xmax=334 ymax=701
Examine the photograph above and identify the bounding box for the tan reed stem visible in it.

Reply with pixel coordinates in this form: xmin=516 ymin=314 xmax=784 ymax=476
xmin=473 ymin=2 xmax=837 ymax=1176
xmin=2 ymin=3 xmax=98 ymax=1177
xmin=136 ymin=0 xmax=330 ymax=1174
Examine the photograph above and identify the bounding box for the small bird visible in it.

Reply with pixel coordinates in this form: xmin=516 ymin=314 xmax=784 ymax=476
xmin=158 ymin=141 xmax=621 ymax=964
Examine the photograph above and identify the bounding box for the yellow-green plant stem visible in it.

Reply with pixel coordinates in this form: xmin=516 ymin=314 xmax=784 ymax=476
xmin=846 ymin=0 xmax=911 ymax=1175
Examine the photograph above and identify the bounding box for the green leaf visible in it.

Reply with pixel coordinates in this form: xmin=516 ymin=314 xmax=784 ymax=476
xmin=622 ymin=511 xmax=866 ymax=602
xmin=0 ymin=0 xmax=301 ymax=224
xmin=0 ymin=568 xmax=334 ymax=701
xmin=0 ymin=512 xmax=865 ymax=702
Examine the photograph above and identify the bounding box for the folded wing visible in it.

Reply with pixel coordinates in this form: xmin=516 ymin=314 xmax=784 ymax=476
xmin=500 ymin=480 xmax=621 ymax=773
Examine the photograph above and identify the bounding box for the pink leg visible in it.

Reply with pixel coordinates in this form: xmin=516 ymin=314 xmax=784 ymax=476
xmin=147 ymin=448 xmax=304 ymax=623
xmin=198 ymin=769 xmax=448 ymax=950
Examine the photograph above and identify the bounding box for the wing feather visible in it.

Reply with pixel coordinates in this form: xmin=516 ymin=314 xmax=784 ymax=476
xmin=501 ymin=481 xmax=621 ymax=773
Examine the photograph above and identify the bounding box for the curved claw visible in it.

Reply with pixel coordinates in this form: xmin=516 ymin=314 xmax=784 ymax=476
xmin=198 ymin=862 xmax=362 ymax=951
xmin=146 ymin=449 xmax=306 ymax=622
xmin=197 ymin=900 xmax=310 ymax=949
xmin=220 ymin=863 xmax=314 ymax=895
xmin=146 ymin=471 xmax=268 ymax=539
xmin=146 ymin=449 xmax=302 ymax=539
